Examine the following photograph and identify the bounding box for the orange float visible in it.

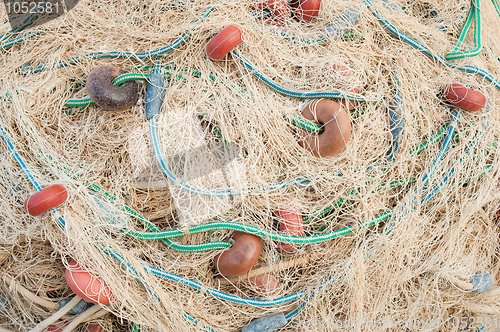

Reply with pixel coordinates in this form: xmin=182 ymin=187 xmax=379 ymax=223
xmin=299 ymin=99 xmax=352 ymax=157
xmin=254 ymin=0 xmax=291 ymax=25
xmin=214 ymin=231 xmax=262 ymax=278
xmin=273 ymin=206 xmax=303 ymax=252
xmin=292 ymin=0 xmax=321 ymax=21
xmin=65 ymin=260 xmax=113 ymax=305
xmin=24 ymin=184 xmax=68 ymax=216
xmin=206 ymin=24 xmax=243 ymax=61
xmin=443 ymin=82 xmax=486 ymax=112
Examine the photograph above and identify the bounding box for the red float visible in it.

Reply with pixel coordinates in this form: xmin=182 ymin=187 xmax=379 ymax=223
xmin=443 ymin=82 xmax=486 ymax=112
xmin=24 ymin=184 xmax=68 ymax=216
xmin=300 ymin=99 xmax=352 ymax=157
xmin=65 ymin=260 xmax=113 ymax=305
xmin=293 ymin=0 xmax=321 ymax=21
xmin=274 ymin=206 xmax=304 ymax=252
xmin=214 ymin=231 xmax=262 ymax=277
xmin=47 ymin=325 xmax=64 ymax=332
xmin=82 ymin=322 xmax=105 ymax=332
xmin=238 ymin=273 xmax=279 ymax=296
xmin=206 ymin=24 xmax=243 ymax=61
xmin=331 ymin=64 xmax=359 ymax=111
xmin=254 ymin=0 xmax=291 ymax=25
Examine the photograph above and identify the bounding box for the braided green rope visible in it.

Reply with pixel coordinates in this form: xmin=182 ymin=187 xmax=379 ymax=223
xmin=38 ymin=152 xmax=231 ymax=253
xmin=123 ymin=211 xmax=392 ymax=243
xmin=37 ymin=145 xmax=412 ymax=245
xmin=63 ymin=67 xmax=362 ymax=133
xmin=285 ymin=113 xmax=323 ymax=133
xmin=444 ymin=0 xmax=481 ymax=60
xmin=36 ymin=127 xmax=495 ymax=247
xmin=492 ymin=0 xmax=500 ymax=18
xmin=113 ymin=73 xmax=150 ymax=85
xmin=64 ymin=73 xmax=149 ymax=108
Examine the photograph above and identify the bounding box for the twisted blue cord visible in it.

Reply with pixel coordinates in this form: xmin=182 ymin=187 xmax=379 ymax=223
xmin=361 ymin=0 xmax=500 ymax=90
xmin=0 ymin=30 xmax=41 ymax=49
xmin=0 ymin=119 xmax=305 ymax=307
xmin=230 ymin=50 xmax=369 ymax=102
xmin=22 ymin=7 xmax=214 ymax=73
xmin=285 ymin=109 xmax=467 ymax=324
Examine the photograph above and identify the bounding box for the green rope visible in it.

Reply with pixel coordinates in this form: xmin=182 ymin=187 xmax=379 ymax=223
xmin=123 ymin=211 xmax=392 ymax=243
xmin=120 ymin=149 xmax=495 ymax=243
xmin=64 ymin=73 xmax=149 ymax=108
xmin=36 ymin=146 xmax=403 ymax=245
xmin=63 ymin=65 xmax=243 ymax=109
xmin=39 ymin=148 xmax=390 ymax=245
xmin=64 ymin=97 xmax=94 ymax=108
xmin=285 ymin=113 xmax=323 ymax=133
xmin=36 ymin=128 xmax=495 ymax=248
xmin=445 ymin=0 xmax=482 ymax=60
xmin=492 ymin=0 xmax=500 ymax=18
xmin=63 ymin=66 xmax=364 ymax=134
xmin=37 ymin=152 xmax=231 ymax=253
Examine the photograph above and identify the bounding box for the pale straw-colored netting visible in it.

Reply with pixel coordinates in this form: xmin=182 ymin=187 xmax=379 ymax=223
xmin=1 ymin=0 xmax=500 ymax=330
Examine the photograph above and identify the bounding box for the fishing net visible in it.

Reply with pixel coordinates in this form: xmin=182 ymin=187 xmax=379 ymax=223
xmin=0 ymin=0 xmax=500 ymax=330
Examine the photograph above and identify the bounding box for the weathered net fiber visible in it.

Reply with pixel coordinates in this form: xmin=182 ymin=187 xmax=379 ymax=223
xmin=1 ymin=0 xmax=500 ymax=331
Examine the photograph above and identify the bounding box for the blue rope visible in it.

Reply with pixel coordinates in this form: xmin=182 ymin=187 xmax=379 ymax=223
xmin=149 ymin=116 xmax=316 ymax=197
xmin=361 ymin=0 xmax=500 ymax=90
xmin=0 ymin=118 xmax=305 ymax=307
xmin=230 ymin=50 xmax=369 ymax=102
xmin=0 ymin=118 xmax=220 ymax=330
xmin=22 ymin=7 xmax=214 ymax=73
xmin=1 ymin=3 xmax=494 ymax=327
xmin=422 ymin=116 xmax=486 ymax=205
xmin=0 ymin=123 xmax=66 ymax=227
xmin=0 ymin=30 xmax=41 ymax=49
xmin=146 ymin=264 xmax=305 ymax=306
xmin=284 ymin=109 xmax=474 ymax=324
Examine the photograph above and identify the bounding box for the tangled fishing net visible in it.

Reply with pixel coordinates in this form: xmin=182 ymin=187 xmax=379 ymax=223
xmin=1 ymin=0 xmax=500 ymax=330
